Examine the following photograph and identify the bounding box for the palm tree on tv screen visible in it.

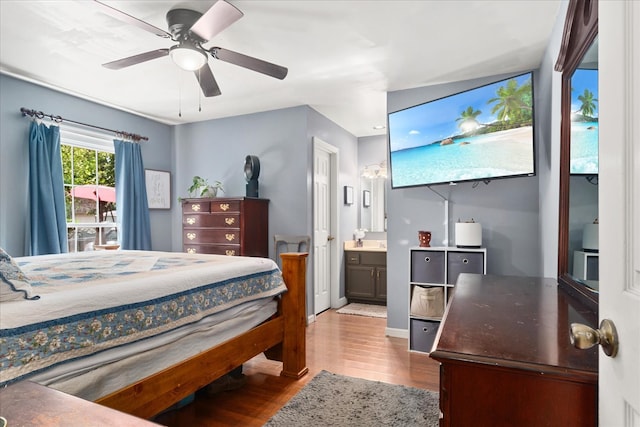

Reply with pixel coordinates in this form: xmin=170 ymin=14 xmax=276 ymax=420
xmin=487 ymin=78 xmax=532 ymax=125
xmin=577 ymin=89 xmax=598 ymax=119
xmin=456 ymin=106 xmax=482 ymax=133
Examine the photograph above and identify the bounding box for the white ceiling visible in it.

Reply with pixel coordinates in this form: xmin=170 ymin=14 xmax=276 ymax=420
xmin=0 ymin=1 xmax=561 ymax=138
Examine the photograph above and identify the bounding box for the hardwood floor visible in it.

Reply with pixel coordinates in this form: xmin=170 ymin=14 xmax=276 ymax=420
xmin=154 ymin=309 xmax=440 ymax=426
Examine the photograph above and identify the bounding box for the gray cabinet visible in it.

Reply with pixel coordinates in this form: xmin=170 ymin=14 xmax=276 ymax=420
xmin=409 ymin=247 xmax=486 ymax=353
xmin=345 ymin=250 xmax=386 ymax=305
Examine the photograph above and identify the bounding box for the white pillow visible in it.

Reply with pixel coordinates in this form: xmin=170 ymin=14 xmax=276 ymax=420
xmin=0 ymin=247 xmax=40 ymax=302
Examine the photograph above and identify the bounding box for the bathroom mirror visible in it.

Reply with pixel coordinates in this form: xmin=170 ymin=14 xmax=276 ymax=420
xmin=556 ymin=0 xmax=598 ymax=308
xmin=360 ymin=163 xmax=387 ymax=232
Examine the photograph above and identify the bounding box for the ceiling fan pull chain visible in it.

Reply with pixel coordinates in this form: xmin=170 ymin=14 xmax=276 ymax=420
xmin=198 ymin=68 xmax=202 ymax=112
xmin=178 ymin=68 xmax=183 ymax=118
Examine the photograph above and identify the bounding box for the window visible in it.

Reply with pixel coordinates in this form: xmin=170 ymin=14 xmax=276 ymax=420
xmin=61 ymin=126 xmax=117 ymax=252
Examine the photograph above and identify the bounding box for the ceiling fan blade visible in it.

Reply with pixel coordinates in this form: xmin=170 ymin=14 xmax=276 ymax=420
xmin=210 ymin=47 xmax=288 ymax=80
xmin=94 ymin=1 xmax=172 ymax=39
xmin=194 ymin=64 xmax=222 ymax=97
xmin=103 ymin=49 xmax=170 ymax=70
xmin=189 ymin=0 xmax=243 ymax=42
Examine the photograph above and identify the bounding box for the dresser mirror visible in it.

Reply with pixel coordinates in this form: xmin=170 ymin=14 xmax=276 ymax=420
xmin=567 ymin=38 xmax=598 ymax=291
xmin=556 ymin=0 xmax=598 ymax=308
xmin=360 ymin=162 xmax=387 ymax=232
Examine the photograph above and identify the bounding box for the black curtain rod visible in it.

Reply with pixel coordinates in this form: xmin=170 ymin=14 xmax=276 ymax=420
xmin=19 ymin=107 xmax=149 ymax=142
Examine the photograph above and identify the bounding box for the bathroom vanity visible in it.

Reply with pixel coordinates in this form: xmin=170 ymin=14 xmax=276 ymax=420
xmin=344 ymin=241 xmax=387 ymax=305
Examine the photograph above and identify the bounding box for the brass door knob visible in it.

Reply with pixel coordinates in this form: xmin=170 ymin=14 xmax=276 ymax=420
xmin=570 ymin=319 xmax=619 ymax=357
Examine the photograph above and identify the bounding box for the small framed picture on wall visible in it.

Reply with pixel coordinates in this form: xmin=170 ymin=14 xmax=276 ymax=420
xmin=344 ymin=186 xmax=354 ymax=205
xmin=363 ymin=190 xmax=371 ymax=207
xmin=145 ymin=169 xmax=171 ymax=209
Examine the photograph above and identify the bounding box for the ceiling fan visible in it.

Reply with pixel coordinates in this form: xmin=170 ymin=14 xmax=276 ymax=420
xmin=94 ymin=0 xmax=288 ymax=97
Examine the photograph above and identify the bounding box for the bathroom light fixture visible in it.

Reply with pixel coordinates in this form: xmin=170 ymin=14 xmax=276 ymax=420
xmin=361 ymin=161 xmax=388 ymax=179
xmin=373 ymin=125 xmax=386 ymax=130
xmin=169 ymin=43 xmax=207 ymax=71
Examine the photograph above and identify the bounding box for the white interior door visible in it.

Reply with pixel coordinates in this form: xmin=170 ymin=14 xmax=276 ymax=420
xmin=313 ymin=141 xmax=333 ymax=314
xmin=598 ymin=2 xmax=640 ymax=424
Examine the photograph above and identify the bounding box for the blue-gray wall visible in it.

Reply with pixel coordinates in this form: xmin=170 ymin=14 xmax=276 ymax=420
xmin=171 ymin=106 xmax=309 ymax=253
xmin=0 ymin=74 xmax=173 ymax=256
xmin=385 ymin=73 xmax=544 ymax=331
xmin=537 ymin=0 xmax=568 ymax=279
xmin=171 ymin=105 xmax=359 ymax=316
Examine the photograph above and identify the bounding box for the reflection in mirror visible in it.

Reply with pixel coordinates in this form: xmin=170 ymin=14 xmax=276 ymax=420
xmin=568 ymin=177 xmax=598 ymax=289
xmin=360 ymin=161 xmax=387 ymax=232
xmin=567 ymin=36 xmax=598 ymax=291
xmin=556 ymin=0 xmax=598 ymax=309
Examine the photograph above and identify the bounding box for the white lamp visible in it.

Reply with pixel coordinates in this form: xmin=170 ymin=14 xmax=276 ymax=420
xmin=170 ymin=44 xmax=207 ymax=71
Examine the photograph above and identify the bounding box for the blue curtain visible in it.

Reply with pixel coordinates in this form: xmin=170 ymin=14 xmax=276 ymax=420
xmin=28 ymin=121 xmax=67 ymax=255
xmin=114 ymin=139 xmax=152 ymax=250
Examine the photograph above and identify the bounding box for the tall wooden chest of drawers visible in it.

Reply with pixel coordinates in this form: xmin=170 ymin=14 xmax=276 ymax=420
xmin=181 ymin=197 xmax=269 ymax=257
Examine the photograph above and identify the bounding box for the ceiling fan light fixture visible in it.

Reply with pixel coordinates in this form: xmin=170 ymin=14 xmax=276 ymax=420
xmin=169 ymin=44 xmax=207 ymax=71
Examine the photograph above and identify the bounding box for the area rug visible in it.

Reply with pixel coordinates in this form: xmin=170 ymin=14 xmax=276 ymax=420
xmin=264 ymin=370 xmax=439 ymax=426
xmin=336 ymin=303 xmax=387 ymax=318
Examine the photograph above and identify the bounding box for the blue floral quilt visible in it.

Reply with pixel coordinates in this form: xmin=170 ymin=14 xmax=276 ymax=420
xmin=0 ymin=250 xmax=286 ymax=387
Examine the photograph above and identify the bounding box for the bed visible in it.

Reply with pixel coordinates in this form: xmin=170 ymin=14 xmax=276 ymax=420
xmin=0 ymin=249 xmax=308 ymax=418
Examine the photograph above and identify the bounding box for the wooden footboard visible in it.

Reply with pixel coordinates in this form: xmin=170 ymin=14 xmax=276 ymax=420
xmin=95 ymin=253 xmax=308 ymax=419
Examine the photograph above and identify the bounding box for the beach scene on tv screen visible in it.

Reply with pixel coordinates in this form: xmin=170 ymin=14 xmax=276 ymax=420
xmin=389 ymin=73 xmax=534 ymax=187
xmin=570 ymin=69 xmax=598 ymax=174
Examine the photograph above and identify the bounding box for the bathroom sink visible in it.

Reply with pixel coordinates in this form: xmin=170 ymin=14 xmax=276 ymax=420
xmin=344 ymin=240 xmax=387 ymax=252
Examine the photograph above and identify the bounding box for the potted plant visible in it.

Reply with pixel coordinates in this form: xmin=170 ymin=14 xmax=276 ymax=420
xmin=187 ymin=176 xmax=224 ymax=198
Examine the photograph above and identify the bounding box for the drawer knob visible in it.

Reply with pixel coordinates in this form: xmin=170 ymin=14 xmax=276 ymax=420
xmin=187 ymin=232 xmax=196 ymax=240
xmin=225 ymin=249 xmax=236 ymax=256
xmin=225 ymin=233 xmax=235 ymax=241
xmin=463 ymin=258 xmax=469 ymax=264
xmin=424 ymin=257 xmax=431 ymax=263
xmin=187 ymin=248 xmax=196 ymax=254
xmin=191 ymin=203 xmax=201 ymax=212
xmin=186 ymin=217 xmax=196 ymax=225
xmin=225 ymin=217 xmax=235 ymax=225
xmin=220 ymin=203 xmax=230 ymax=211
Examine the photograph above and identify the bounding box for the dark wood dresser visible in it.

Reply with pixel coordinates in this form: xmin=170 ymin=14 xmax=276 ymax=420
xmin=181 ymin=197 xmax=269 ymax=257
xmin=430 ymin=274 xmax=598 ymax=427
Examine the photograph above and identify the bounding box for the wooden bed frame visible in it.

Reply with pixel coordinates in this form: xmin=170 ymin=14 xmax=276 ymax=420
xmin=95 ymin=253 xmax=308 ymax=419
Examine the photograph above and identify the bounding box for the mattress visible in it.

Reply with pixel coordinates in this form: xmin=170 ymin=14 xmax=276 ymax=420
xmin=0 ymin=250 xmax=287 ymax=397
xmin=33 ymin=298 xmax=278 ymax=400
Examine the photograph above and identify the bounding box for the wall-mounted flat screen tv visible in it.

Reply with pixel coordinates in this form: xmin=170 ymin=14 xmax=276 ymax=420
xmin=388 ymin=72 xmax=535 ymax=188
xmin=570 ymin=68 xmax=598 ymax=175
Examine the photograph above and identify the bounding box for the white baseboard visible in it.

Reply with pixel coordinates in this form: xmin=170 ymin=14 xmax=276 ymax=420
xmin=307 ymin=314 xmax=316 ymax=325
xmin=385 ymin=327 xmax=408 ymax=339
xmin=332 ymin=297 xmax=348 ymax=309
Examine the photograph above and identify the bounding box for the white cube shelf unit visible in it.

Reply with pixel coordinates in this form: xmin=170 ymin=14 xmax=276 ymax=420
xmin=573 ymin=250 xmax=599 ymax=281
xmin=409 ymin=246 xmax=487 ymax=353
